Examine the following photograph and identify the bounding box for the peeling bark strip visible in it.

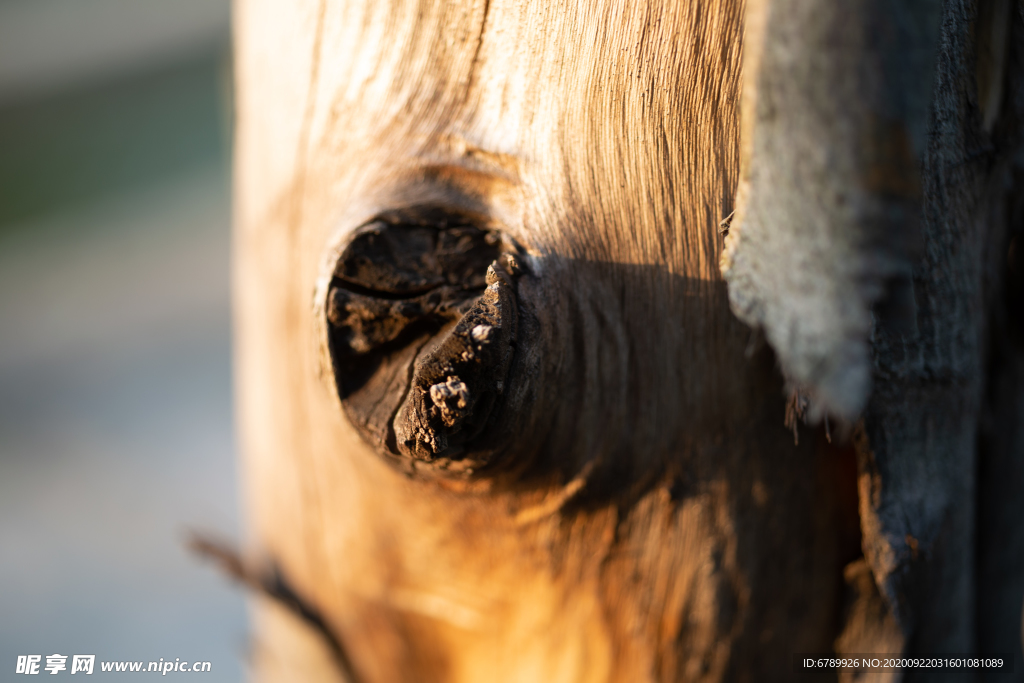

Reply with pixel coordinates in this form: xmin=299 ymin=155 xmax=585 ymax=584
xmin=233 ymin=0 xmax=1024 ymax=680
xmin=722 ymin=0 xmax=944 ymax=420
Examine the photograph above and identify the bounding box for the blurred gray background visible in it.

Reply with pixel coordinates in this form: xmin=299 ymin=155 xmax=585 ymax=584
xmin=0 ymin=0 xmax=245 ymax=679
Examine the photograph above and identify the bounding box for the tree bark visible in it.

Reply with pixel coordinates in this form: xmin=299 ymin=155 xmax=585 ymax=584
xmin=231 ymin=0 xmax=1024 ymax=680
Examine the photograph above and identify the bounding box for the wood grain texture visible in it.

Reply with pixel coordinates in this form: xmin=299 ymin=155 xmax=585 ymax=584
xmin=235 ymin=0 xmax=848 ymax=680
xmin=232 ymin=0 xmax=1024 ymax=680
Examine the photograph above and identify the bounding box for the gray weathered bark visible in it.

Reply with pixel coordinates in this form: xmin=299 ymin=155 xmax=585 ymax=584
xmin=724 ymin=0 xmax=1024 ymax=677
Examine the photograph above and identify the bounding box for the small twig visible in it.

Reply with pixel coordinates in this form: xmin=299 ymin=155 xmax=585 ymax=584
xmin=187 ymin=533 xmax=363 ymax=683
xmin=784 ymin=388 xmax=809 ymax=445
xmin=718 ymin=210 xmax=735 ymax=236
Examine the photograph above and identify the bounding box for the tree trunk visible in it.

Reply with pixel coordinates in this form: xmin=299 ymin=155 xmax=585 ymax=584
xmin=231 ymin=0 xmax=1024 ymax=680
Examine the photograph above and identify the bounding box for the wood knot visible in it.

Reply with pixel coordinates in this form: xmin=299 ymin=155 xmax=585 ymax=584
xmin=326 ymin=207 xmax=523 ymax=476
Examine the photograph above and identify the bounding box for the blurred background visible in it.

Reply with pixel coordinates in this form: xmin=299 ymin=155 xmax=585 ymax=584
xmin=0 ymin=0 xmax=246 ymax=679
